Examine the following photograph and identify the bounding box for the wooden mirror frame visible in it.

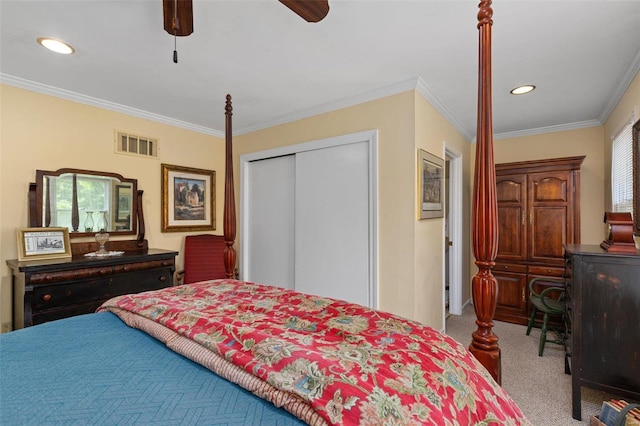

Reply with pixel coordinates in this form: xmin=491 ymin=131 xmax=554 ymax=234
xmin=30 ymin=168 xmax=138 ymax=238
xmin=633 ymin=119 xmax=640 ymax=235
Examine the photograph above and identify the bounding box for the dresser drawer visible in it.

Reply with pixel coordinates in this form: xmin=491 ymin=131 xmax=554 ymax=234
xmin=27 ymin=259 xmax=174 ymax=284
xmin=31 ymin=300 xmax=106 ymax=326
xmin=494 ymin=263 xmax=527 ymax=274
xmin=528 ymin=265 xmax=565 ymax=277
xmin=30 ymin=268 xmax=172 ymax=312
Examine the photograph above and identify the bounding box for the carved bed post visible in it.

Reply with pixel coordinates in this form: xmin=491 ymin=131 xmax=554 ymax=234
xmin=223 ymin=94 xmax=237 ymax=278
xmin=470 ymin=0 xmax=501 ymax=383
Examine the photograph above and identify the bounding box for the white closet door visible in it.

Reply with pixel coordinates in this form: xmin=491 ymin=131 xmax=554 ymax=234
xmin=295 ymin=141 xmax=370 ymax=306
xmin=245 ymin=155 xmax=295 ymax=289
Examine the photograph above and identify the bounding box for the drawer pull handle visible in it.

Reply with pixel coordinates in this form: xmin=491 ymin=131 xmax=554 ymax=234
xmin=159 ymin=276 xmax=167 ymax=282
xmin=122 ymin=266 xmax=129 ymax=272
xmin=99 ymin=269 xmax=108 ymax=275
xmin=42 ymin=294 xmax=52 ymax=302
xmin=547 ymin=269 xmax=551 ymax=273
xmin=504 ymin=266 xmax=508 ymax=270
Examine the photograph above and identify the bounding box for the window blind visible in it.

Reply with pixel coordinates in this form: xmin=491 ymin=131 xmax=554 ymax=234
xmin=611 ymin=121 xmax=633 ymax=213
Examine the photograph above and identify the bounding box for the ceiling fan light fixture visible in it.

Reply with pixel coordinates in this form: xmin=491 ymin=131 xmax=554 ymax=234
xmin=510 ymin=85 xmax=536 ymax=95
xmin=37 ymin=37 xmax=75 ymax=54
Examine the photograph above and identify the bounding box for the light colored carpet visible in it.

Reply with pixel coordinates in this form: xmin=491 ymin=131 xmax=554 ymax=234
xmin=445 ymin=304 xmax=614 ymax=426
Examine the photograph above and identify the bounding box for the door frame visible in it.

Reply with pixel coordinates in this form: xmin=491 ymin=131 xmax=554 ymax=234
xmin=239 ymin=130 xmax=379 ymax=308
xmin=444 ymin=144 xmax=463 ymax=316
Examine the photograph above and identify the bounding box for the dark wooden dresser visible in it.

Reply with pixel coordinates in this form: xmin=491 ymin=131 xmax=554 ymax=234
xmin=7 ymin=249 xmax=177 ymax=329
xmin=564 ymin=244 xmax=640 ymax=420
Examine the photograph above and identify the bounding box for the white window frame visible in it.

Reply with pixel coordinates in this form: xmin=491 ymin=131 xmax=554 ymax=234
xmin=611 ymin=119 xmax=634 ymax=213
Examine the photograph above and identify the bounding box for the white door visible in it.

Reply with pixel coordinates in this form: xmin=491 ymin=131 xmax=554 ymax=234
xmin=445 ymin=146 xmax=463 ymax=316
xmin=241 ymin=130 xmax=377 ymax=308
xmin=245 ymin=155 xmax=295 ymax=289
xmin=295 ymin=142 xmax=370 ymax=306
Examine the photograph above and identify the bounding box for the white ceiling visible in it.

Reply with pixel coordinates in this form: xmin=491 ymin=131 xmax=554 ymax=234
xmin=1 ymin=0 xmax=639 ymax=140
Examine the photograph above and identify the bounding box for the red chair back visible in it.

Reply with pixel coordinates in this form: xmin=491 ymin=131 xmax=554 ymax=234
xmin=182 ymin=234 xmax=227 ymax=284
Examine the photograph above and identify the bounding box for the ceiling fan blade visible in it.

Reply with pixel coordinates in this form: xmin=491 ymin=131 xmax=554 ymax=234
xmin=278 ymin=0 xmax=329 ymax=23
xmin=163 ymin=0 xmax=193 ymax=36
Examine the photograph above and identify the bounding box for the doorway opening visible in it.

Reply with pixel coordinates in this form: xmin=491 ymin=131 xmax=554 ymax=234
xmin=444 ymin=145 xmax=463 ymax=321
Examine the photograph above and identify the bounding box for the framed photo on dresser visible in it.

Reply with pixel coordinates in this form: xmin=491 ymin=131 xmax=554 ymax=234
xmin=16 ymin=227 xmax=71 ymax=261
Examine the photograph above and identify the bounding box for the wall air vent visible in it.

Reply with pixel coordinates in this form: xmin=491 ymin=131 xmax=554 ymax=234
xmin=115 ymin=131 xmax=159 ymax=158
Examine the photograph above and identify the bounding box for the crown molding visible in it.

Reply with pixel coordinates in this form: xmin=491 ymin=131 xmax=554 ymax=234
xmin=598 ymin=47 xmax=640 ymax=124
xmin=0 ymin=73 xmax=223 ymax=137
xmin=237 ymin=76 xmax=474 ymax=142
xmin=235 ymin=77 xmax=420 ymax=135
xmin=489 ymin=119 xmax=602 ymax=142
xmin=414 ymin=77 xmax=473 ymax=141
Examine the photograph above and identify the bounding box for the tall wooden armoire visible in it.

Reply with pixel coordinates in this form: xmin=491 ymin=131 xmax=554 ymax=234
xmin=493 ymin=156 xmax=585 ymax=325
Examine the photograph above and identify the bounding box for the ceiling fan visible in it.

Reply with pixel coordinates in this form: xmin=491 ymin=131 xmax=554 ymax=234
xmin=162 ymin=0 xmax=330 ymax=37
xmin=163 ymin=0 xmax=329 ymax=62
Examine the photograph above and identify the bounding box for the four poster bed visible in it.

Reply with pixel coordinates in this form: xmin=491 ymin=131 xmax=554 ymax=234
xmin=1 ymin=2 xmax=523 ymax=424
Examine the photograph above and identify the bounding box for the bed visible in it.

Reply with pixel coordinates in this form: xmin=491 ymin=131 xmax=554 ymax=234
xmin=1 ymin=1 xmax=521 ymax=424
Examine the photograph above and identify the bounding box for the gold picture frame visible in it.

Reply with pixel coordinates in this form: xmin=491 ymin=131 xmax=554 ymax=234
xmin=418 ymin=149 xmax=444 ymax=220
xmin=161 ymin=163 xmax=216 ymax=232
xmin=17 ymin=227 xmax=72 ymax=261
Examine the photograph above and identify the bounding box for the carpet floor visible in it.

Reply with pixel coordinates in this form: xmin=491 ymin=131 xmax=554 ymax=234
xmin=445 ymin=305 xmax=622 ymax=425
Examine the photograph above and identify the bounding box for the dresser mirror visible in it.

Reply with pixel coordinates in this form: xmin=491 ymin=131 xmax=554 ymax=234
xmin=633 ymin=119 xmax=639 ymax=236
xmin=31 ymin=168 xmax=138 ymax=238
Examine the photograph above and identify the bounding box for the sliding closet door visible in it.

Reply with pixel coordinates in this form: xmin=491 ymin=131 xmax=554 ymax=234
xmin=244 ymin=155 xmax=295 ymax=289
xmin=295 ymin=141 xmax=370 ymax=306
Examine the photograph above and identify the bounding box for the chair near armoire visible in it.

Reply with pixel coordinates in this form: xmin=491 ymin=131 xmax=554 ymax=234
xmin=526 ymin=276 xmax=566 ymax=356
xmin=175 ymin=234 xmax=228 ymax=285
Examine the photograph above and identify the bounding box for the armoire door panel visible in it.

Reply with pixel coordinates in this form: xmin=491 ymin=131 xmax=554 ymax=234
xmin=530 ymin=174 xmax=569 ymax=203
xmin=530 ymin=206 xmax=569 ymax=262
xmin=528 ymin=171 xmax=574 ymax=264
xmin=496 ymin=174 xmax=527 ymax=261
xmin=496 ymin=175 xmax=526 ymax=203
xmin=497 ymin=205 xmax=525 ymax=260
xmin=493 ymin=269 xmax=528 ymax=324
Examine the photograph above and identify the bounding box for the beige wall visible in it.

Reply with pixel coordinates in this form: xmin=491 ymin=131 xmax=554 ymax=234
xmin=0 ymin=85 xmax=224 ymax=328
xmin=414 ymin=94 xmax=472 ymax=323
xmin=603 ymin=71 xmax=640 ymax=212
xmin=236 ymin=91 xmax=469 ymax=329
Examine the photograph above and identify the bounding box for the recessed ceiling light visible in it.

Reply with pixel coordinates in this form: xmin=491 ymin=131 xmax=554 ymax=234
xmin=37 ymin=37 xmax=75 ymax=55
xmin=510 ymin=85 xmax=536 ymax=95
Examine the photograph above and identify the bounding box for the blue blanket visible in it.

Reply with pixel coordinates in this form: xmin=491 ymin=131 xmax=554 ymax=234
xmin=0 ymin=312 xmax=306 ymax=425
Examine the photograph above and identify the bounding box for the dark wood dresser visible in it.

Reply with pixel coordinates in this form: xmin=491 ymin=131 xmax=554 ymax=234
xmin=7 ymin=249 xmax=177 ymax=329
xmin=564 ymin=244 xmax=640 ymax=420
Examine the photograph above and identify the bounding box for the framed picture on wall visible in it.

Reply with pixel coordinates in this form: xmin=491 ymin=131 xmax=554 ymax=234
xmin=17 ymin=227 xmax=72 ymax=261
xmin=161 ymin=163 xmax=216 ymax=232
xmin=418 ymin=149 xmax=444 ymax=220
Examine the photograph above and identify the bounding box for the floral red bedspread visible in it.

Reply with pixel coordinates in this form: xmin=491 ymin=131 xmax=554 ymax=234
xmin=98 ymin=279 xmax=530 ymax=425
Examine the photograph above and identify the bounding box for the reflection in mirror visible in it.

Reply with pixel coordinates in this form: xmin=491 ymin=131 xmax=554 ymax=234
xmin=34 ymin=168 xmax=137 ymax=238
